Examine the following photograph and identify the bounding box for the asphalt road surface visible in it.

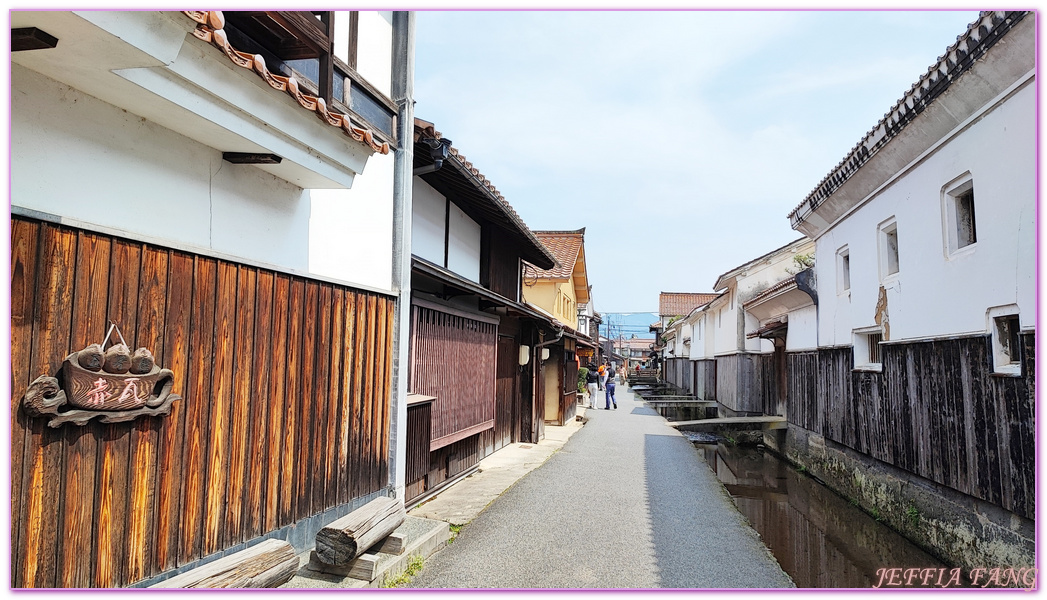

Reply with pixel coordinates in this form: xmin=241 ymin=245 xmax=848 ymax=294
xmin=407 ymin=383 xmax=794 ymax=589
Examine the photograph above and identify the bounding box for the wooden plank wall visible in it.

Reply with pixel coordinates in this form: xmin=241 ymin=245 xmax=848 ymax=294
xmin=404 ymin=402 xmax=432 ymax=503
xmin=408 ymin=304 xmax=497 ymax=448
xmin=10 ymin=217 xmax=394 ymax=588
xmin=494 ymin=335 xmax=519 ymax=452
xmin=757 ymin=353 xmax=778 ymax=416
xmin=483 ymin=233 xmax=522 ymax=302
xmin=693 ymin=360 xmax=716 ymax=401
xmin=715 ymin=354 xmax=764 ymax=414
xmin=785 ymin=335 xmax=1035 ymax=519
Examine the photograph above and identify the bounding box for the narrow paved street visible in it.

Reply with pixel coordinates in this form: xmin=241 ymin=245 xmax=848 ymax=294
xmin=407 ymin=384 xmax=793 ymax=589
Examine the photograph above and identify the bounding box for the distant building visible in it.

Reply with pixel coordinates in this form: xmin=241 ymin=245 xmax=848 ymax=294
xmin=522 ymin=228 xmax=596 ymax=425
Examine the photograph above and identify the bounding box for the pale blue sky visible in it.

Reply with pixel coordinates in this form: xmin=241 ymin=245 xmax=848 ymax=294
xmin=413 ymin=10 xmax=982 ymax=312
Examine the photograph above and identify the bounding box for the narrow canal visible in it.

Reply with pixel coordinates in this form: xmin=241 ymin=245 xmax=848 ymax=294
xmin=686 ymin=435 xmax=946 ymax=588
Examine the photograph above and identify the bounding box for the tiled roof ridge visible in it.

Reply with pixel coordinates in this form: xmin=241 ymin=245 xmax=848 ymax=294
xmin=414 ymin=119 xmax=559 ymax=270
xmin=661 ymin=291 xmax=718 ymax=298
xmin=183 ymin=11 xmax=390 ymax=155
xmin=533 ymin=228 xmax=586 ymax=235
xmin=788 ymin=10 xmax=1028 ymax=223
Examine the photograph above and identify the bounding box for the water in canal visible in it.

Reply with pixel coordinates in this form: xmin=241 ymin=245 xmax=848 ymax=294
xmin=688 ymin=436 xmax=947 ymax=588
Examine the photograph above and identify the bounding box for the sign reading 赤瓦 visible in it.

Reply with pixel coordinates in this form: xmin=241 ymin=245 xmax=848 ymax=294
xmin=22 ymin=324 xmax=181 ymax=427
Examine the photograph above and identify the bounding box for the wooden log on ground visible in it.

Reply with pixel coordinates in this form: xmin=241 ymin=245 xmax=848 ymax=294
xmin=307 ymin=549 xmax=381 ymax=580
xmin=148 ymin=538 xmax=298 ymax=588
xmin=314 ymin=496 xmax=406 ymax=566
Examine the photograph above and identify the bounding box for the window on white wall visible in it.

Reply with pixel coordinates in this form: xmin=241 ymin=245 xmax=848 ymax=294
xmin=878 ymin=219 xmax=899 ymax=279
xmin=853 ymin=327 xmax=883 ymax=371
xmin=988 ymin=305 xmax=1022 ymax=375
xmin=837 ymin=246 xmax=850 ymax=294
xmin=943 ymin=175 xmax=977 ymax=255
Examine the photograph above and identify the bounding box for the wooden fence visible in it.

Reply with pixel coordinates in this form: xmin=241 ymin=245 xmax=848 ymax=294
xmin=11 ymin=217 xmax=395 ymax=587
xmin=786 ymin=335 xmax=1035 ymax=519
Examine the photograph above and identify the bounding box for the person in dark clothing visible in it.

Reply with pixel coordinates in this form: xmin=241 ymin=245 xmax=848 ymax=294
xmin=605 ymin=369 xmax=617 ymax=409
xmin=585 ymin=363 xmax=599 ymax=409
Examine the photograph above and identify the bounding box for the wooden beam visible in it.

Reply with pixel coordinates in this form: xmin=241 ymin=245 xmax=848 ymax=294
xmin=669 ymin=416 xmax=787 ymax=431
xmin=12 ymin=28 xmax=58 ymax=51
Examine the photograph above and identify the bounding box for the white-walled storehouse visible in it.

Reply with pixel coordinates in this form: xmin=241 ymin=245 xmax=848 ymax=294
xmin=11 ymin=10 xmax=414 ymax=588
xmin=779 ymin=11 xmax=1034 ymax=570
xmin=661 ymin=239 xmax=813 ymax=414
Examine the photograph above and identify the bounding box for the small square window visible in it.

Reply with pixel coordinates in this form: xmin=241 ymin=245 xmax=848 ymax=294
xmin=837 ymin=246 xmax=850 ymax=294
xmin=943 ymin=175 xmax=977 ymax=255
xmin=878 ymin=219 xmax=899 ymax=279
xmin=853 ymin=328 xmax=884 ymax=371
xmin=987 ymin=305 xmax=1022 ymax=375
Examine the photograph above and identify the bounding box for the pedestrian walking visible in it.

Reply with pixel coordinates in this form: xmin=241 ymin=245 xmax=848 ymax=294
xmin=585 ymin=364 xmax=599 ymax=408
xmin=605 ymin=374 xmax=617 ymax=409
xmin=596 ymin=364 xmax=604 ymax=391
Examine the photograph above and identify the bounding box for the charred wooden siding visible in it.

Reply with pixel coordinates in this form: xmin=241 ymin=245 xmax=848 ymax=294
xmin=408 ymin=303 xmax=497 ymax=450
xmin=663 ymin=358 xmax=693 ymax=393
xmin=10 ymin=216 xmax=394 ymax=588
xmin=785 ymin=334 xmax=1035 ymax=519
xmin=693 ymin=360 xmax=716 ymax=401
xmin=715 ymin=353 xmax=765 ymax=414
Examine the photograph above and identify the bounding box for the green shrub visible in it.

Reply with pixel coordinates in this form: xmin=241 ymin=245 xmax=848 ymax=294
xmin=577 ymin=367 xmax=589 ymax=393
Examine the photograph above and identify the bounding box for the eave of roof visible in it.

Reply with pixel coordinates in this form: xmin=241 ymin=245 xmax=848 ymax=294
xmin=787 ymin=11 xmax=1029 ymax=226
xmin=747 ymin=319 xmax=788 ymax=340
xmin=183 ymin=11 xmax=390 ymax=155
xmin=413 ymin=119 xmax=557 ymax=271
xmin=412 ymin=257 xmax=560 ymax=332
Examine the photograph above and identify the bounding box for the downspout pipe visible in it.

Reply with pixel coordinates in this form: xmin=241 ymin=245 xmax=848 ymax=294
xmin=413 ymin=137 xmax=452 ymax=175
xmin=388 ymin=10 xmax=415 ymax=501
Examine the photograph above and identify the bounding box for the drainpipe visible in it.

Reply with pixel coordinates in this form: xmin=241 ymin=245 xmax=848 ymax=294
xmin=413 ymin=137 xmax=452 ymax=176
xmin=388 ymin=10 xmax=414 ymax=501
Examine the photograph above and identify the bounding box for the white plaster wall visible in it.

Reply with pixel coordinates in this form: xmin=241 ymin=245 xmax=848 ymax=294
xmin=309 ymin=151 xmax=394 ymax=291
xmin=356 ymin=11 xmax=393 ymax=98
xmin=411 ymin=177 xmax=446 ymax=266
xmin=814 ymin=81 xmax=1035 ymax=346
xmin=786 ymin=305 xmax=819 ymax=351
xmin=713 ymin=302 xmax=737 ymax=356
xmin=446 ymin=202 xmax=481 ymax=282
xmin=12 ymin=64 xmax=311 ymax=272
